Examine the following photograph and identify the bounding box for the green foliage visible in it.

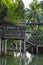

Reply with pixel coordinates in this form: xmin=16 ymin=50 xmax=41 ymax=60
xmin=40 ymin=1 xmax=43 ymax=9
xmin=29 ymin=30 xmax=43 ymax=44
xmin=0 ymin=0 xmax=25 ymax=24
xmin=25 ymin=1 xmax=43 ymax=31
xmin=25 ymin=1 xmax=43 ymax=23
xmin=30 ymin=1 xmax=40 ymax=12
xmin=0 ymin=1 xmax=8 ymax=23
xmin=7 ymin=40 xmax=21 ymax=48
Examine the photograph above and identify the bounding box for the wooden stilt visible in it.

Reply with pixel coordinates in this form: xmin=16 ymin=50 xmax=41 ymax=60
xmin=16 ymin=43 xmax=18 ymax=65
xmin=5 ymin=40 xmax=7 ymax=55
xmin=32 ymin=46 xmax=33 ymax=54
xmin=1 ymin=39 xmax=5 ymax=55
xmin=1 ymin=39 xmax=7 ymax=55
xmin=36 ymin=46 xmax=38 ymax=54
xmin=0 ymin=39 xmax=1 ymax=55
xmin=20 ymin=41 xmax=22 ymax=56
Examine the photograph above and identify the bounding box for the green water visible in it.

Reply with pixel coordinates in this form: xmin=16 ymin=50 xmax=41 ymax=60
xmin=0 ymin=54 xmax=43 ymax=65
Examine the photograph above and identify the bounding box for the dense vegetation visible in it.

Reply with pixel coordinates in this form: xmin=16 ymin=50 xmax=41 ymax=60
xmin=0 ymin=0 xmax=43 ymax=47
xmin=29 ymin=30 xmax=43 ymax=45
xmin=25 ymin=0 xmax=43 ymax=45
xmin=0 ymin=0 xmax=25 ymax=24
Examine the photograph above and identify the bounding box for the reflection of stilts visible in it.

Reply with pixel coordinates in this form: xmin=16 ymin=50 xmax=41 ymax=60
xmin=0 ymin=57 xmax=1 ymax=65
xmin=1 ymin=56 xmax=6 ymax=65
xmin=33 ymin=55 xmax=39 ymax=65
xmin=14 ymin=39 xmax=26 ymax=65
xmin=15 ymin=41 xmax=22 ymax=65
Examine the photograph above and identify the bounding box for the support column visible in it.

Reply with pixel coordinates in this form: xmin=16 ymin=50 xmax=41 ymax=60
xmin=1 ymin=39 xmax=5 ymax=55
xmin=16 ymin=43 xmax=18 ymax=65
xmin=0 ymin=39 xmax=1 ymax=55
xmin=5 ymin=40 xmax=7 ymax=55
xmin=20 ymin=40 xmax=22 ymax=56
xmin=36 ymin=46 xmax=38 ymax=54
xmin=20 ymin=40 xmax=22 ymax=65
xmin=1 ymin=39 xmax=7 ymax=55
xmin=32 ymin=46 xmax=33 ymax=54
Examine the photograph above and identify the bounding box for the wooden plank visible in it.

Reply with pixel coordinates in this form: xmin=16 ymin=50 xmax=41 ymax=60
xmin=26 ymin=22 xmax=43 ymax=25
xmin=26 ymin=40 xmax=35 ymax=46
xmin=37 ymin=45 xmax=43 ymax=47
xmin=3 ymin=36 xmax=24 ymax=40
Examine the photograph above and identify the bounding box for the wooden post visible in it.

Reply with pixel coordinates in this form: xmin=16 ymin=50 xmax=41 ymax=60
xmin=0 ymin=39 xmax=1 ymax=55
xmin=1 ymin=39 xmax=5 ymax=55
xmin=20 ymin=40 xmax=22 ymax=65
xmin=16 ymin=43 xmax=18 ymax=65
xmin=5 ymin=40 xmax=7 ymax=55
xmin=20 ymin=40 xmax=22 ymax=56
xmin=1 ymin=39 xmax=7 ymax=55
xmin=32 ymin=46 xmax=33 ymax=54
xmin=36 ymin=46 xmax=38 ymax=54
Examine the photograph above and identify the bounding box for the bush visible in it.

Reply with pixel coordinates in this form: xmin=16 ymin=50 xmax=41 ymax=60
xmin=29 ymin=30 xmax=43 ymax=44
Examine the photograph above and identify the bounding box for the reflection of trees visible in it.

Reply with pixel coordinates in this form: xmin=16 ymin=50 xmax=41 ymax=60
xmin=29 ymin=55 xmax=43 ymax=65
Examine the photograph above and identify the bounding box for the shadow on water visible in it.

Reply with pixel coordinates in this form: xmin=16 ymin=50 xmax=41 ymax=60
xmin=0 ymin=53 xmax=43 ymax=65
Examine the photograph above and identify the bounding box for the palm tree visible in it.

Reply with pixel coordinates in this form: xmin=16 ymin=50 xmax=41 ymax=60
xmin=25 ymin=0 xmax=43 ymax=30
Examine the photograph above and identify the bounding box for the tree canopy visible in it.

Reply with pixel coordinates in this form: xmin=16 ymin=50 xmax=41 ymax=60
xmin=0 ymin=0 xmax=25 ymax=24
xmin=25 ymin=1 xmax=43 ymax=23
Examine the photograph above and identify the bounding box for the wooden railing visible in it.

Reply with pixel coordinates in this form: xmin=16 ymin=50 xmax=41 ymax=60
xmin=0 ymin=24 xmax=25 ymax=40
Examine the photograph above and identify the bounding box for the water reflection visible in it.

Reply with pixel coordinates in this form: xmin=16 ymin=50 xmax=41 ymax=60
xmin=14 ymin=51 xmax=33 ymax=65
xmin=0 ymin=56 xmax=6 ymax=65
xmin=0 ymin=53 xmax=43 ymax=65
xmin=29 ymin=55 xmax=43 ymax=65
xmin=0 ymin=52 xmax=33 ymax=65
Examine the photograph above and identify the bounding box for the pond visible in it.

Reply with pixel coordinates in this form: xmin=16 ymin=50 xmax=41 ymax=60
xmin=0 ymin=52 xmax=43 ymax=65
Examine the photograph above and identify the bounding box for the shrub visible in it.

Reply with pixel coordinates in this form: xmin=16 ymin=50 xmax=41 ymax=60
xmin=29 ymin=30 xmax=43 ymax=44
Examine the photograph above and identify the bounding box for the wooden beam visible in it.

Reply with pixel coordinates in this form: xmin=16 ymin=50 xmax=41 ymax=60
xmin=37 ymin=45 xmax=43 ymax=47
xmin=26 ymin=40 xmax=35 ymax=46
xmin=36 ymin=46 xmax=38 ymax=54
xmin=26 ymin=22 xmax=43 ymax=25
